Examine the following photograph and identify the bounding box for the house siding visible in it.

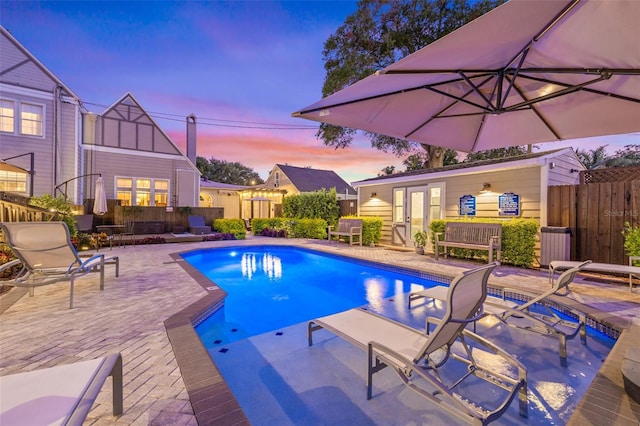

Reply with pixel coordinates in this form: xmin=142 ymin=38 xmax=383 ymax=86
xmin=355 ymin=150 xmax=585 ymax=247
xmin=1 ymin=27 xmax=82 ymax=202
xmin=82 ymin=93 xmax=200 ymax=207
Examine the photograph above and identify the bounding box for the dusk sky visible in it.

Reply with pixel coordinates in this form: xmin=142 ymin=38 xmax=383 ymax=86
xmin=1 ymin=1 xmax=637 ymax=183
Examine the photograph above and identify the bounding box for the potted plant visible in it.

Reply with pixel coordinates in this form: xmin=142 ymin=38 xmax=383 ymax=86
xmin=413 ymin=230 xmax=428 ymax=255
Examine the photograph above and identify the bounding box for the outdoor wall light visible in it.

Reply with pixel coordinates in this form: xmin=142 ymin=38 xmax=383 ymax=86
xmin=480 ymin=182 xmax=491 ymax=193
xmin=370 ymin=192 xmax=377 ymax=198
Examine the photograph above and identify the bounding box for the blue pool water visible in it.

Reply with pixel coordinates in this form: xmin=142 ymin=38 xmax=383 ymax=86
xmin=184 ymin=246 xmax=446 ymax=347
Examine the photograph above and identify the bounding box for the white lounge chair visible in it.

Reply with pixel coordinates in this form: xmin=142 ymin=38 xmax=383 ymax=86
xmin=407 ymin=280 xmax=519 ymax=332
xmin=485 ymin=260 xmax=592 ymax=367
xmin=0 ymin=353 xmax=123 ymax=425
xmin=308 ymin=262 xmax=528 ymax=425
xmin=0 ymin=221 xmax=119 ymax=309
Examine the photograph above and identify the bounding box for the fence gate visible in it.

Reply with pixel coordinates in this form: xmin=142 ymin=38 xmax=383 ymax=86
xmin=547 ymin=180 xmax=639 ymax=264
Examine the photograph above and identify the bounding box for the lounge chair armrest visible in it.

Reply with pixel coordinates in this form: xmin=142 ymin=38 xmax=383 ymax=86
xmin=78 ymin=254 xmax=105 ymax=270
xmin=0 ymin=259 xmax=22 ymax=273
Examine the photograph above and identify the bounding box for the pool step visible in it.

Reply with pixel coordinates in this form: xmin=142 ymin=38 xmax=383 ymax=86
xmin=622 ymin=348 xmax=640 ymax=404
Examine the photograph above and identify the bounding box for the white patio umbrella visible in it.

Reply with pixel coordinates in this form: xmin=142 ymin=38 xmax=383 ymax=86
xmin=293 ymin=0 xmax=640 ymax=152
xmin=93 ymin=176 xmax=108 ymax=216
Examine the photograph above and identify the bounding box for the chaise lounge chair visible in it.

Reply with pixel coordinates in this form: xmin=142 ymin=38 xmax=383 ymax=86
xmin=188 ymin=215 xmax=211 ymax=235
xmin=308 ymin=262 xmax=528 ymax=425
xmin=0 ymin=221 xmax=120 ymax=309
xmin=484 ymin=260 xmax=592 ymax=367
xmin=0 ymin=353 xmax=123 ymax=425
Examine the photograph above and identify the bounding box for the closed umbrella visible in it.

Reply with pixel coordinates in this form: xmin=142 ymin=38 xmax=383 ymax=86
xmin=93 ymin=176 xmax=108 ymax=216
xmin=293 ymin=0 xmax=640 ymax=152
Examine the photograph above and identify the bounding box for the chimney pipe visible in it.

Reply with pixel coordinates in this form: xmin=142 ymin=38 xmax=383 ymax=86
xmin=186 ymin=114 xmax=197 ymax=165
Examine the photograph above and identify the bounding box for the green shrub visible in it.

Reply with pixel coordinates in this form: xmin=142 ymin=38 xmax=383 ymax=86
xmin=623 ymin=222 xmax=640 ymax=265
xmin=213 ymin=218 xmax=246 ymax=240
xmin=282 ymin=189 xmax=340 ymax=225
xmin=343 ymin=216 xmax=383 ymax=246
xmin=252 ymin=218 xmax=327 ymax=239
xmin=429 ymin=218 xmax=539 ymax=267
xmin=29 ymin=194 xmax=76 ymax=234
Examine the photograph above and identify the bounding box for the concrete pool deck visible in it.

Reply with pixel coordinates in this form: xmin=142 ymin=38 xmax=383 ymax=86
xmin=0 ymin=235 xmax=639 ymax=425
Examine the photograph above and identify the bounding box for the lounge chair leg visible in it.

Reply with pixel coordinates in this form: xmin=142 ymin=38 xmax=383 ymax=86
xmin=112 ymin=354 xmax=124 ymax=415
xmin=367 ymin=343 xmax=374 ymax=400
xmin=70 ymin=278 xmax=75 ymax=309
xmin=559 ymin=335 xmax=567 ymax=367
xmin=519 ymin=380 xmax=528 ymax=418
xmin=579 ymin=322 xmax=587 ymax=345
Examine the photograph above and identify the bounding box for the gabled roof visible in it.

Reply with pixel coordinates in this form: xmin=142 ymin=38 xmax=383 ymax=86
xmin=0 ymin=25 xmax=81 ymax=102
xmin=276 ymin=164 xmax=357 ymax=195
xmin=354 ymin=148 xmax=579 ymax=186
xmin=97 ymin=92 xmax=199 ymax=174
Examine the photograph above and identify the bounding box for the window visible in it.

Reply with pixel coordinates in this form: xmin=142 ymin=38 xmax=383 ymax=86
xmin=116 ymin=178 xmax=133 ymax=206
xmin=154 ymin=179 xmax=169 ymax=206
xmin=393 ymin=188 xmax=405 ymax=224
xmin=116 ymin=176 xmax=170 ymax=206
xmin=0 ymin=99 xmax=15 ymax=133
xmin=136 ymin=179 xmax=151 ymax=206
xmin=20 ymin=103 xmax=43 ymax=136
xmin=274 ymin=172 xmax=280 ymax=188
xmin=0 ymin=170 xmax=27 ymax=192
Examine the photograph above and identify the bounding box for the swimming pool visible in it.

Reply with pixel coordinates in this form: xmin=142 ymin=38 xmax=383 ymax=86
xmin=184 ymin=245 xmax=447 ymax=347
xmin=183 ymin=244 xmax=615 ymax=425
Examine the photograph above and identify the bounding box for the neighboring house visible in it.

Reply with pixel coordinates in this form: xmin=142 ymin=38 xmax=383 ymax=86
xmin=83 ymin=93 xmax=200 ymax=208
xmin=353 ymin=148 xmax=584 ymax=248
xmin=0 ymin=26 xmax=83 ymax=201
xmin=263 ymin=164 xmax=357 ymax=200
xmin=199 ymin=180 xmax=247 ymax=219
xmin=0 ymin=25 xmax=200 ymax=208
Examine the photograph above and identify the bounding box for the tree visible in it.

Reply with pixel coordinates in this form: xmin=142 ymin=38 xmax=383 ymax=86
xmin=462 ymin=146 xmax=530 ymax=163
xmin=575 ymin=146 xmax=610 ymax=170
xmin=576 ymin=144 xmax=640 ymax=169
xmin=403 ymin=149 xmax=459 ymax=171
xmin=196 ymin=157 xmax=264 ymax=185
xmin=609 ymin=144 xmax=640 ymax=167
xmin=318 ymin=0 xmax=505 ymax=169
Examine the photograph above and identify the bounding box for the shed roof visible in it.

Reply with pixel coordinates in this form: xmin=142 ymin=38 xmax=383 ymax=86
xmin=354 ymin=148 xmax=576 ymax=186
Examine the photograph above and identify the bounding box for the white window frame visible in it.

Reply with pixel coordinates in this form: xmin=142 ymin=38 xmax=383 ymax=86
xmin=392 ymin=188 xmax=405 ymax=224
xmin=19 ymin=101 xmax=45 ymax=138
xmin=115 ymin=176 xmax=171 ymax=207
xmin=0 ymin=98 xmax=16 ymax=134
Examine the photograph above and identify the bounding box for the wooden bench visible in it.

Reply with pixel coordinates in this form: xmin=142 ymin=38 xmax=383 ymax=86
xmin=549 ymin=258 xmax=640 ymax=292
xmin=435 ymin=222 xmax=502 ymax=263
xmin=328 ymin=218 xmax=362 ymax=246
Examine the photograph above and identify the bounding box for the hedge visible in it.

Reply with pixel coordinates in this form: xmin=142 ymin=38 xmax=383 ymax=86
xmin=429 ymin=218 xmax=539 ymax=267
xmin=342 ymin=216 xmax=383 ymax=246
xmin=252 ymin=218 xmax=327 ymax=239
xmin=213 ymin=218 xmax=246 ymax=240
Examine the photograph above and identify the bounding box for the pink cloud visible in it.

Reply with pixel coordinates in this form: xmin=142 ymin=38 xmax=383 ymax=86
xmin=167 ymin=128 xmax=403 ymax=182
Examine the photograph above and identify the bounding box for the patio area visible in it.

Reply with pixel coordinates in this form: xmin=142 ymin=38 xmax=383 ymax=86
xmin=1 ymin=235 xmax=639 ymax=425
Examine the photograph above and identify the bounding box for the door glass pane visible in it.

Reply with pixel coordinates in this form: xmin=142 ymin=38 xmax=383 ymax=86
xmin=410 ymin=192 xmax=424 ymax=241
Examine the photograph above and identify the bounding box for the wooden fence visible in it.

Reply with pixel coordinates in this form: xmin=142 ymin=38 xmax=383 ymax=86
xmin=547 ymin=180 xmax=639 ymax=264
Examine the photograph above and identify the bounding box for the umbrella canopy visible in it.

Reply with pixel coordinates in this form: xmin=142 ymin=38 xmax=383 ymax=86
xmin=93 ymin=176 xmax=108 ymax=216
xmin=293 ymin=0 xmax=640 ymax=152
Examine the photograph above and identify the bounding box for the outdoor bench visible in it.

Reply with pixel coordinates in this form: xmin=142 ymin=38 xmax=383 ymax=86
xmin=435 ymin=222 xmax=502 ymax=263
xmin=549 ymin=257 xmax=640 ymax=292
xmin=328 ymin=218 xmax=363 ymax=246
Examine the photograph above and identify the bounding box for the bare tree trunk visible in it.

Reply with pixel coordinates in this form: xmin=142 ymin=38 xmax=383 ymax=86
xmin=423 ymin=144 xmax=445 ymax=168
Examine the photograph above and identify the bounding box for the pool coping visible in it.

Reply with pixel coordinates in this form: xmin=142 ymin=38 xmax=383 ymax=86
xmin=165 ymin=242 xmax=640 ymax=425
